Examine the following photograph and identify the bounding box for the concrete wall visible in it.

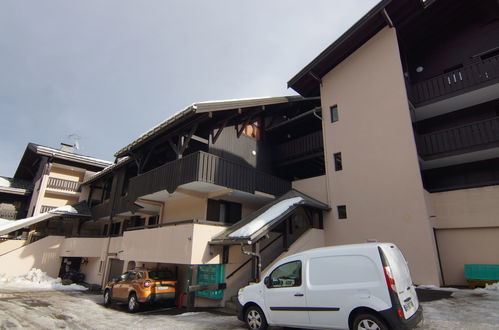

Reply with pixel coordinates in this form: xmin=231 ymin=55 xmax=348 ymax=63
xmin=162 ymin=196 xmax=207 ymax=223
xmin=292 ymin=175 xmax=328 ymax=204
xmin=80 ymin=257 xmax=103 ymax=286
xmin=319 ymin=27 xmax=440 ymax=285
xmin=431 ymin=185 xmax=499 ymax=229
xmin=120 ymin=223 xmax=225 ymax=265
xmin=59 ymin=238 xmax=105 ymax=258
xmin=0 ymin=236 xmax=65 ymax=277
xmin=435 ymin=227 xmax=499 ymax=285
xmin=0 ymin=239 xmax=26 ymax=255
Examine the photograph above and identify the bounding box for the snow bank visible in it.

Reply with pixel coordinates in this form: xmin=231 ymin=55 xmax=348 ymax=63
xmin=229 ymin=197 xmax=304 ymax=238
xmin=0 ymin=269 xmax=87 ymax=291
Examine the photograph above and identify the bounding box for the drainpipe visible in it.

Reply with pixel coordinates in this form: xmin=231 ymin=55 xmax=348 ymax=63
xmin=241 ymin=244 xmax=261 ymax=282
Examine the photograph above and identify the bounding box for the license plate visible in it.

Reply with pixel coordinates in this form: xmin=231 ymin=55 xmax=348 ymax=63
xmin=403 ymin=300 xmax=414 ymax=312
xmin=156 ymin=286 xmax=169 ymax=290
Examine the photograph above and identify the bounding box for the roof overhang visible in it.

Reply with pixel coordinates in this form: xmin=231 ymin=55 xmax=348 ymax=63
xmin=210 ymin=189 xmax=330 ymax=246
xmin=287 ymin=0 xmax=430 ymax=97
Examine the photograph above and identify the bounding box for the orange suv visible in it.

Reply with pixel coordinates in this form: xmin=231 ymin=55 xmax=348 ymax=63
xmin=103 ymin=268 xmax=177 ymax=312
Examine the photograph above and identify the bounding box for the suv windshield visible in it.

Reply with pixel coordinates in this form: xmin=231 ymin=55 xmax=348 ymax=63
xmin=148 ymin=270 xmax=174 ymax=280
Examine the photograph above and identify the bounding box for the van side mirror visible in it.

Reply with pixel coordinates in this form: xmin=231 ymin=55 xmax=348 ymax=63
xmin=264 ymin=276 xmax=271 ymax=288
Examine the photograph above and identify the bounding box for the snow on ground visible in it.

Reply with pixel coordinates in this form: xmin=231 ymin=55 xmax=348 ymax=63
xmin=0 ymin=269 xmax=87 ymax=291
xmin=419 ymin=283 xmax=499 ymax=329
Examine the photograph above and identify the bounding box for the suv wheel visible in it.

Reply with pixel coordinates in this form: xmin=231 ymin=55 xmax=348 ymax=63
xmin=127 ymin=293 xmax=140 ymax=313
xmin=245 ymin=305 xmax=268 ymax=330
xmin=103 ymin=289 xmax=112 ymax=307
xmin=352 ymin=313 xmax=388 ymax=330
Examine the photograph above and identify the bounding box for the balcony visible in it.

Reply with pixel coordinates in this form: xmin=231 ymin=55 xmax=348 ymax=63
xmin=40 ymin=205 xmax=58 ymax=213
xmin=121 ymin=220 xmax=227 ymax=265
xmin=274 ymin=131 xmax=323 ymax=164
xmin=411 ymin=53 xmax=499 ymax=107
xmin=91 ymin=200 xmax=111 ymax=219
xmin=59 ymin=237 xmax=105 ymax=257
xmin=0 ymin=209 xmax=18 ymax=220
xmin=46 ymin=177 xmax=80 ymax=193
xmin=416 ymin=117 xmax=499 ymax=159
xmin=128 ymin=151 xmax=291 ymax=201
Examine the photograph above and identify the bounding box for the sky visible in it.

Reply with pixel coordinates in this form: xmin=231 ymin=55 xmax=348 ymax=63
xmin=0 ymin=0 xmax=379 ymax=176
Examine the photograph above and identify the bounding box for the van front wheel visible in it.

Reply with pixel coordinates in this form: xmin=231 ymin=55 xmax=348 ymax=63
xmin=245 ymin=305 xmax=268 ymax=330
xmin=352 ymin=313 xmax=388 ymax=330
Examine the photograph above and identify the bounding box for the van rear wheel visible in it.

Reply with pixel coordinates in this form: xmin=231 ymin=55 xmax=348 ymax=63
xmin=352 ymin=313 xmax=388 ymax=330
xmin=245 ymin=305 xmax=268 ymax=330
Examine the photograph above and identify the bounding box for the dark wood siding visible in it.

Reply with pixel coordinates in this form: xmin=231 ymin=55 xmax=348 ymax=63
xmin=127 ymin=151 xmax=290 ymax=201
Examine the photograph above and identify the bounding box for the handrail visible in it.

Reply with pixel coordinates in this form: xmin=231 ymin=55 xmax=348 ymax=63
xmin=226 ymin=234 xmax=283 ymax=280
xmin=124 ymin=219 xmax=230 ymax=232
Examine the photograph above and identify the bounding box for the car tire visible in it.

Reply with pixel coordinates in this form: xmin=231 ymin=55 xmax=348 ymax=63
xmin=127 ymin=293 xmax=140 ymax=313
xmin=352 ymin=313 xmax=388 ymax=330
xmin=245 ymin=305 xmax=268 ymax=330
xmin=103 ymin=289 xmax=112 ymax=307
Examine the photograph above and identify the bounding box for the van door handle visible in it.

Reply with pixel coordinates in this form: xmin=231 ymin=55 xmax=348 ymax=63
xmin=294 ymin=293 xmax=304 ymax=297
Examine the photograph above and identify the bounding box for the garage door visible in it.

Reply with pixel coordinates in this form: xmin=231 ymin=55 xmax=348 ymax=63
xmin=107 ymin=259 xmax=124 ymax=282
xmin=435 ymin=227 xmax=499 ymax=286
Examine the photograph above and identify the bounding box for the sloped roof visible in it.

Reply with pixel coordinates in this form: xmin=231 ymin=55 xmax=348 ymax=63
xmin=211 ymin=189 xmax=330 ymax=245
xmin=0 ymin=176 xmax=33 ymax=195
xmin=0 ymin=202 xmax=91 ymax=236
xmin=113 ymin=95 xmax=309 ymax=158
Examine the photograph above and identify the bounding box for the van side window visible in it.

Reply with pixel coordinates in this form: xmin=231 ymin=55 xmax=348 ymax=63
xmin=269 ymin=261 xmax=302 ymax=288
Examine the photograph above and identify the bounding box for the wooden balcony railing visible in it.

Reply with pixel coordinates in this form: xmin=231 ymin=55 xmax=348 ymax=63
xmin=0 ymin=209 xmax=18 ymax=220
xmin=128 ymin=151 xmax=291 ymax=201
xmin=417 ymin=117 xmax=499 ymax=157
xmin=411 ymin=53 xmax=499 ymax=105
xmin=40 ymin=205 xmax=58 ymax=213
xmin=274 ymin=131 xmax=324 ymax=163
xmin=47 ymin=177 xmax=80 ymax=192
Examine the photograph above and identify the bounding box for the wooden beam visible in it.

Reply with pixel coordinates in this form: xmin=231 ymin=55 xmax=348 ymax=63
xmin=178 ymin=123 xmax=198 ymax=156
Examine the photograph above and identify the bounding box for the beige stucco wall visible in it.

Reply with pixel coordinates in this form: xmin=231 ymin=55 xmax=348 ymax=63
xmin=431 ymin=185 xmax=499 ymax=229
xmin=0 ymin=239 xmax=26 ymax=255
xmin=0 ymin=236 xmax=65 ymax=277
xmin=162 ymin=196 xmax=207 ymax=223
xmin=49 ymin=166 xmax=84 ymax=182
xmin=59 ymin=237 xmax=105 ymax=258
xmin=319 ymin=26 xmax=440 ymax=285
xmin=80 ymin=257 xmax=103 ymax=285
xmin=292 ymin=175 xmax=328 ymax=204
xmin=120 ymin=224 xmax=223 ymax=265
xmin=435 ymin=227 xmax=499 ymax=285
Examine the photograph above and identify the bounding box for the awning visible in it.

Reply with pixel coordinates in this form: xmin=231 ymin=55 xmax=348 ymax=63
xmin=210 ymin=189 xmax=330 ymax=245
xmin=0 ymin=202 xmax=92 ymax=236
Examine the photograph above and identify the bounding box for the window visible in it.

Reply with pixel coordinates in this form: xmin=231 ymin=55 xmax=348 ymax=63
xmin=337 ymin=205 xmax=347 ymax=219
xmin=207 ymin=199 xmax=242 ymax=224
xmin=269 ymin=261 xmax=302 ymax=288
xmin=148 ymin=216 xmax=159 ymax=226
xmin=110 ymin=222 xmax=121 ymax=236
xmin=330 ymin=105 xmax=339 ymax=123
xmin=334 ymin=152 xmax=342 ymax=171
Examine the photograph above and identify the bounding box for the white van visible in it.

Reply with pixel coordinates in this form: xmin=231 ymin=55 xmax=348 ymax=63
xmin=237 ymin=243 xmax=422 ymax=330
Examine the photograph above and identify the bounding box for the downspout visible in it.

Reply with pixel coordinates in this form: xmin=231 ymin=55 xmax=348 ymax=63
xmin=241 ymin=244 xmax=261 ymax=282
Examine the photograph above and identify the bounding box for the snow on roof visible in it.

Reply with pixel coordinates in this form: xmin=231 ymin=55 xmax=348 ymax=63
xmin=228 ymin=197 xmax=304 ymax=238
xmin=0 ymin=176 xmax=33 ymax=192
xmin=0 ymin=205 xmax=78 ymax=236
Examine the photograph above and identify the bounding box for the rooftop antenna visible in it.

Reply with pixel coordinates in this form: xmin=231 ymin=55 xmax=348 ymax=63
xmin=68 ymin=134 xmax=81 ymax=150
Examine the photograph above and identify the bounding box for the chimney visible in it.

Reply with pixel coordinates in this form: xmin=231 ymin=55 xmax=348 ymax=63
xmin=60 ymin=143 xmax=75 ymax=153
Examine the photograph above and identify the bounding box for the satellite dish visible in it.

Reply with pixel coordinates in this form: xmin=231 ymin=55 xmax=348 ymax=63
xmin=68 ymin=134 xmax=81 ymax=150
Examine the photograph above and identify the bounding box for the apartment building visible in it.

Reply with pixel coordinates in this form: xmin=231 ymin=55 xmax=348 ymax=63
xmin=0 ymin=143 xmax=112 ymax=275
xmin=288 ymin=0 xmax=499 ymax=286
xmin=1 ymin=0 xmax=497 ymax=309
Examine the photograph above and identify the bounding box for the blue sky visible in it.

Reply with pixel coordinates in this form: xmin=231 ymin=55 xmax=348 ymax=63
xmin=0 ymin=0 xmax=378 ymax=176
